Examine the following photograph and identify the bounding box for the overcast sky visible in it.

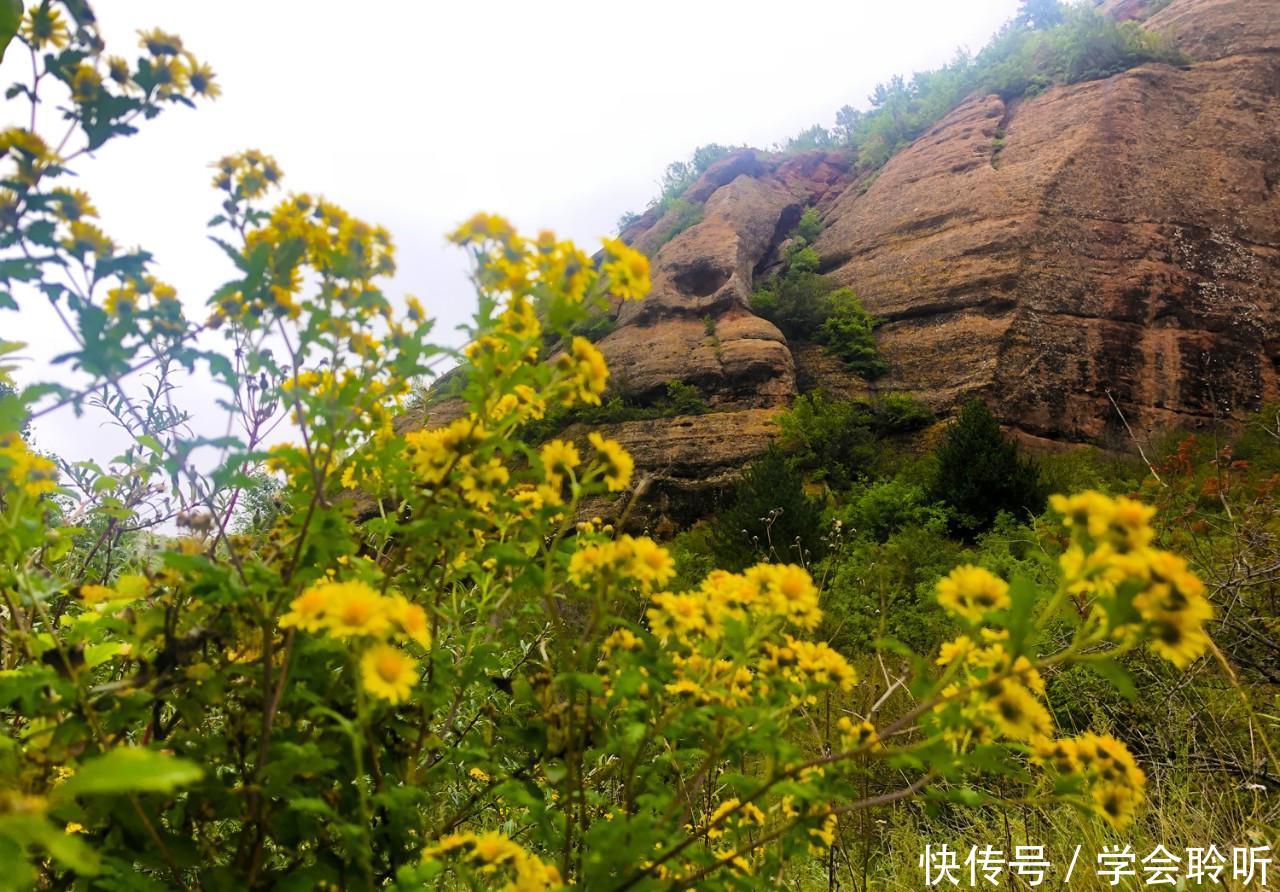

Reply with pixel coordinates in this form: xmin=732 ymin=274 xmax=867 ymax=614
xmin=4 ymin=0 xmax=1019 ymax=465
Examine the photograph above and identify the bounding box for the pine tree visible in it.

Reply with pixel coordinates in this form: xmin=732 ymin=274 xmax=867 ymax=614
xmin=711 ymin=446 xmax=824 ymax=571
xmin=928 ymin=399 xmax=1045 ymax=537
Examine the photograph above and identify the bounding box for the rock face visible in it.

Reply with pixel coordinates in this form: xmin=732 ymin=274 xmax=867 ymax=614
xmin=412 ymin=0 xmax=1279 ymax=524
xmin=816 ymin=0 xmax=1280 ymax=442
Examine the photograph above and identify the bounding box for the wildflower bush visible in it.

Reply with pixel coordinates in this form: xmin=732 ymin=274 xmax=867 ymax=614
xmin=0 ymin=4 xmax=1222 ymax=889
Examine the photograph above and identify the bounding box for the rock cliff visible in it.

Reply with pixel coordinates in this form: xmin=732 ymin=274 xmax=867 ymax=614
xmin=415 ymin=0 xmax=1279 ymax=522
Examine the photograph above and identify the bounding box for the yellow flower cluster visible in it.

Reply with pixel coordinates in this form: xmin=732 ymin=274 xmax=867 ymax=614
xmin=0 ymin=127 xmax=53 ymax=187
xmin=405 ymin=416 xmax=487 ymax=486
xmin=705 ymin=798 xmax=766 ymax=840
xmin=445 ymin=215 xmax=650 ymax=417
xmin=422 ymin=830 xmax=562 ymax=892
xmin=600 ymin=237 xmax=652 ymax=301
xmin=450 ymin=213 xmax=650 ymax=304
xmin=0 ymin=433 xmax=58 ymax=498
xmin=103 ymin=275 xmax=182 ymax=337
xmin=662 ymin=653 xmax=756 ymax=706
xmin=646 ymin=562 xmax=823 ymax=644
xmin=568 ymin=534 xmax=675 ymax=592
xmin=280 ymin=580 xmax=428 ymax=705
xmin=934 ymin=630 xmax=1052 ymax=744
xmin=554 ymin=338 xmax=609 ymax=407
xmin=1052 ymin=491 xmax=1213 ymax=667
xmin=761 ymin=636 xmax=858 ymax=693
xmin=209 ymin=184 xmax=399 ymax=326
xmin=587 ymin=432 xmax=632 ymax=492
xmin=1033 ymin=732 xmax=1146 ymax=829
xmin=836 ymin=716 xmax=880 ymax=751
xmin=211 ymin=150 xmax=283 ymax=201
xmin=936 ymin=565 xmax=1010 ymax=622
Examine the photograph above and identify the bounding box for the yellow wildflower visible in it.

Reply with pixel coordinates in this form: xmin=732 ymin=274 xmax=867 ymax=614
xmin=936 ymin=565 xmax=1009 ymax=622
xmin=601 ymin=237 xmax=651 ymax=301
xmin=321 ymin=581 xmax=391 ymax=638
xmin=539 ymin=439 xmax=581 ymax=487
xmin=557 ymin=337 xmax=609 ymax=405
xmin=280 ymin=585 xmax=331 ymax=632
xmin=139 ymin=28 xmax=184 ymax=56
xmin=360 ymin=644 xmax=418 ymax=704
xmin=588 ymin=432 xmax=633 ymax=492
xmin=388 ymin=595 xmax=432 ymax=648
xmin=986 ymin=679 xmax=1052 ymax=742
xmin=627 ymin=536 xmax=675 ymax=591
xmin=21 ymin=6 xmax=69 ymax=49
xmin=185 ymin=57 xmax=220 ymax=98
xmin=936 ymin=634 xmax=974 ymax=666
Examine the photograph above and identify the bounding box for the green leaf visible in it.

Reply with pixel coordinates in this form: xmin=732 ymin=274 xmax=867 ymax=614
xmin=56 ymin=748 xmax=203 ymax=799
xmin=0 ymin=0 xmax=21 ymax=65
xmin=1005 ymin=574 xmax=1039 ymax=657
xmin=0 ymin=813 xmax=99 ymax=877
xmin=1089 ymin=656 xmax=1138 ymax=701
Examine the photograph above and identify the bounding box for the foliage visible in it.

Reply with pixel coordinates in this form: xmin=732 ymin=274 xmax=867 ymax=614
xmin=781 ymin=124 xmax=837 ymax=154
xmin=653 ymin=143 xmax=735 ymax=207
xmin=1017 ymin=0 xmax=1066 ymax=30
xmin=792 ymin=207 xmax=824 ymax=244
xmin=928 ymin=399 xmax=1046 ymax=537
xmin=818 ymin=298 xmax=886 ymax=376
xmin=709 ymin=445 xmax=825 ymax=571
xmin=836 ymin=477 xmax=948 ymax=544
xmin=788 ymin=4 xmax=1181 ymax=168
xmin=751 ymin=221 xmax=886 ymax=378
xmin=647 ymin=197 xmax=703 ymax=249
xmin=0 ymin=3 xmax=1233 ymax=889
xmin=821 ymin=521 xmax=962 ymax=655
xmin=778 ymin=391 xmax=932 ymax=489
xmin=617 ymin=143 xmax=736 ymax=235
xmin=519 ymin=379 xmax=710 ymax=444
xmin=231 ymin=469 xmax=285 ymax=534
xmin=616 ymin=209 xmax=641 ymax=233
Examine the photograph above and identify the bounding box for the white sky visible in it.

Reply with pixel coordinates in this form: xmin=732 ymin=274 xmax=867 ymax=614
xmin=4 ymin=0 xmax=1019 ymax=466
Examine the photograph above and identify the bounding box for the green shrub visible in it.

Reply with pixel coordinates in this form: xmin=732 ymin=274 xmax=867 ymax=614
xmin=629 ymin=143 xmax=737 ymax=220
xmin=793 ymin=207 xmax=824 ymax=243
xmin=778 ymin=392 xmax=932 ymax=489
xmin=615 ymin=209 xmax=641 ymax=232
xmin=837 ymin=477 xmax=948 ymax=543
xmin=781 ymin=124 xmax=837 ymax=153
xmin=710 ymin=445 xmax=825 ymax=570
xmin=819 ymin=291 xmax=886 ymax=378
xmin=1051 ymin=9 xmax=1182 ymax=83
xmin=518 ymin=379 xmax=709 ymax=443
xmin=820 ymin=523 xmax=963 ymax=655
xmin=662 ymin=380 xmax=710 ymax=416
xmin=570 ymin=310 xmax=617 ymax=343
xmin=1037 ymin=445 xmax=1141 ymax=496
xmin=665 ymin=523 xmax=718 ymax=591
xmin=650 ymin=197 xmax=703 ymax=247
xmin=818 ymin=6 xmax=1181 ymax=170
xmin=875 ymin=391 xmax=933 ymax=431
xmin=927 ymin=399 xmax=1046 ymax=537
xmin=751 ymin=222 xmax=887 ymax=376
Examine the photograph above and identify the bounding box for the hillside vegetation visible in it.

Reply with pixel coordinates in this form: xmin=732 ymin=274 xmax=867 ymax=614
xmin=621 ymin=0 xmax=1183 ymax=227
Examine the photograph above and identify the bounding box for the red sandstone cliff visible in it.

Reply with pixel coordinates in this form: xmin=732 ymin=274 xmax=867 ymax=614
xmin=415 ymin=0 xmax=1279 ymax=519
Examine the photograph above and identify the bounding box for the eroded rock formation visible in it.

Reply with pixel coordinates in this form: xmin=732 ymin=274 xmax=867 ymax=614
xmin=411 ymin=0 xmax=1279 ymax=524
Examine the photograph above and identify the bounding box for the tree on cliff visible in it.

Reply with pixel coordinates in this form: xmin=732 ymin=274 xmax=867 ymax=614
xmin=929 ymin=399 xmax=1046 ymax=537
xmin=1017 ymin=0 xmax=1066 ymax=30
